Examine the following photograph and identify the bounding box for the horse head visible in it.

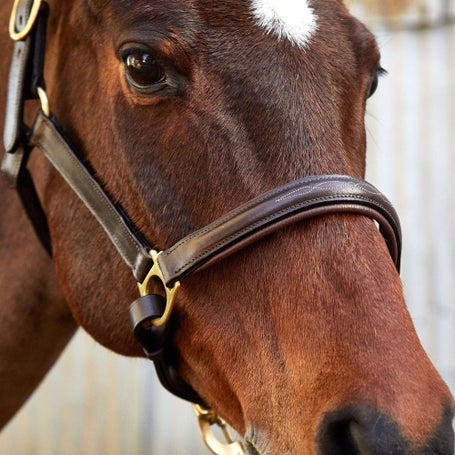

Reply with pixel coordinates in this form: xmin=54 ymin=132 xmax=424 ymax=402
xmin=1 ymin=0 xmax=453 ymax=453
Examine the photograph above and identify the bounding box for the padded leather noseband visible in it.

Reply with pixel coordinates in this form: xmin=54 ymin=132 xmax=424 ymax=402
xmin=155 ymin=174 xmax=401 ymax=286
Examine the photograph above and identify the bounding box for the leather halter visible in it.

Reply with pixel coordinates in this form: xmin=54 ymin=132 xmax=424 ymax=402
xmin=2 ymin=0 xmax=402 ymax=418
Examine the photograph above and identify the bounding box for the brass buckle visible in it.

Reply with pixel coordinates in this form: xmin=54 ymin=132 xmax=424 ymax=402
xmin=9 ymin=0 xmax=51 ymax=116
xmin=193 ymin=405 xmax=245 ymax=455
xmin=9 ymin=0 xmax=42 ymax=41
xmin=137 ymin=250 xmax=180 ymax=327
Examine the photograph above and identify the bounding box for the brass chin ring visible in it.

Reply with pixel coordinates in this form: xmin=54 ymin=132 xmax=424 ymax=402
xmin=193 ymin=405 xmax=245 ymax=455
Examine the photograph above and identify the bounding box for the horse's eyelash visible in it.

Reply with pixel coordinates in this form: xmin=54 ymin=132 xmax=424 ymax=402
xmin=378 ymin=66 xmax=388 ymax=77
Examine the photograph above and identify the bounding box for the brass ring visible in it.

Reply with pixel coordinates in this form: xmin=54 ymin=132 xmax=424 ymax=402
xmin=9 ymin=0 xmax=43 ymax=41
xmin=193 ymin=405 xmax=245 ymax=455
xmin=137 ymin=250 xmax=180 ymax=327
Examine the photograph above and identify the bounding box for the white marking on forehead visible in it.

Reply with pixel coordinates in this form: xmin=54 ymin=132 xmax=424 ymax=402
xmin=250 ymin=0 xmax=318 ymax=48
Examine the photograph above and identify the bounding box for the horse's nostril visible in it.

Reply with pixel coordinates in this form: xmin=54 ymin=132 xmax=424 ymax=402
xmin=318 ymin=416 xmax=364 ymax=454
xmin=317 ymin=406 xmax=409 ymax=454
xmin=348 ymin=417 xmax=397 ymax=454
xmin=316 ymin=405 xmax=455 ymax=455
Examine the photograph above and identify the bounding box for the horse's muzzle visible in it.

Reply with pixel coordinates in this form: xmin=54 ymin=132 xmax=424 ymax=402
xmin=316 ymin=404 xmax=454 ymax=455
xmin=244 ymin=404 xmax=454 ymax=454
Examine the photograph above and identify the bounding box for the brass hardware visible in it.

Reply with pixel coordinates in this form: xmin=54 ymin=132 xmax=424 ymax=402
xmin=137 ymin=250 xmax=180 ymax=327
xmin=9 ymin=0 xmax=43 ymax=41
xmin=193 ymin=404 xmax=245 ymax=455
xmin=37 ymin=86 xmax=50 ymax=117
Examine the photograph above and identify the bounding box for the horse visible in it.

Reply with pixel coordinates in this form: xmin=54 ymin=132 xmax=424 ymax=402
xmin=0 ymin=0 xmax=453 ymax=453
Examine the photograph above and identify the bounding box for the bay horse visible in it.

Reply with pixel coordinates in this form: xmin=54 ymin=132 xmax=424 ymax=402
xmin=0 ymin=0 xmax=453 ymax=453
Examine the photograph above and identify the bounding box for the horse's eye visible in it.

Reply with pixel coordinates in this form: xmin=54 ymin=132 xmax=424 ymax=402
xmin=123 ymin=52 xmax=166 ymax=88
xmin=367 ymin=66 xmax=386 ymax=99
xmin=367 ymin=73 xmax=379 ymax=98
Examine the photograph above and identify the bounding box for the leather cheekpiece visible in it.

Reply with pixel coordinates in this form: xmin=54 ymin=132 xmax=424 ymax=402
xmin=28 ymin=111 xmax=154 ymax=281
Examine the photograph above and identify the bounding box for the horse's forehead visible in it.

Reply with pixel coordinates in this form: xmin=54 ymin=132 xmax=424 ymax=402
xmin=250 ymin=0 xmax=318 ymax=48
xmin=102 ymin=0 xmax=319 ymax=48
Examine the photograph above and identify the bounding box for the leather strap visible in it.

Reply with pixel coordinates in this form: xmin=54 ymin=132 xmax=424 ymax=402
xmin=130 ymin=295 xmax=205 ymax=405
xmin=17 ymin=160 xmax=53 ymax=254
xmin=157 ymin=175 xmax=401 ymax=286
xmin=3 ymin=0 xmax=34 ymax=155
xmin=28 ymin=111 xmax=154 ymax=282
xmin=26 ymin=2 xmax=48 ymax=97
xmin=1 ymin=0 xmax=52 ymax=255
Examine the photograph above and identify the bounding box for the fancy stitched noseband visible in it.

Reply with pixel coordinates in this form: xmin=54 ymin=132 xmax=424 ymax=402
xmin=2 ymin=0 xmax=402 ymax=452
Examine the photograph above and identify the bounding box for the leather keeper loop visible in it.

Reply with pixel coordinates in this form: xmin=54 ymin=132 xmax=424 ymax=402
xmin=129 ymin=294 xmax=205 ymax=406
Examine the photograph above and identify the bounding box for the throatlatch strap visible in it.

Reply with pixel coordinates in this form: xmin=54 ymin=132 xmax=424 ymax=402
xmin=2 ymin=0 xmax=52 ymax=255
xmin=17 ymin=164 xmax=52 ymax=254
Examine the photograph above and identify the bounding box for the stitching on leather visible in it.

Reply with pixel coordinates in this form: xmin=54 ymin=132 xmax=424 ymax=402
xmin=162 ymin=175 xmax=351 ymax=256
xmin=275 ymin=180 xmax=388 ymax=203
xmin=35 ymin=115 xmax=143 ymax=267
xmin=172 ymin=194 xmax=399 ymax=275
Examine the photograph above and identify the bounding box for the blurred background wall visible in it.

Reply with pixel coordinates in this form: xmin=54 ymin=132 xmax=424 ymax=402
xmin=1 ymin=1 xmax=454 ymax=454
xmin=348 ymin=0 xmax=455 ymax=28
